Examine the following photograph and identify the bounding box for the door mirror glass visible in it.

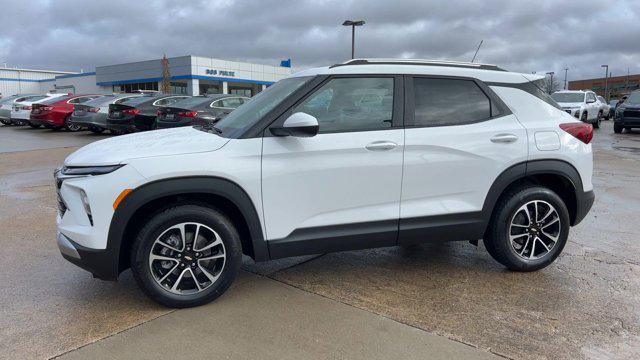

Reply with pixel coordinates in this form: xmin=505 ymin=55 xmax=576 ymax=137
xmin=271 ymin=112 xmax=319 ymax=137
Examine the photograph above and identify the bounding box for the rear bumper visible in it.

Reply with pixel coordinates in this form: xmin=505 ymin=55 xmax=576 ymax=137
xmin=573 ymin=190 xmax=595 ymax=226
xmin=57 ymin=232 xmax=118 ymax=280
xmin=69 ymin=114 xmax=107 ymax=128
xmin=106 ymin=118 xmax=136 ymax=131
xmin=157 ymin=119 xmax=193 ymax=129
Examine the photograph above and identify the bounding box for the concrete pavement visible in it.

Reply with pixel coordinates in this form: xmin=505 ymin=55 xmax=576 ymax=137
xmin=1 ymin=122 xmax=639 ymax=359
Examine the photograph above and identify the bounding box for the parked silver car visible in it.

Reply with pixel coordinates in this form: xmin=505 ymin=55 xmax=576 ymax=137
xmin=68 ymin=93 xmax=144 ymax=133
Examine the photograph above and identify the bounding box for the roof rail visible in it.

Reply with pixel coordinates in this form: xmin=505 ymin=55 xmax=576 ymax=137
xmin=329 ymin=58 xmax=507 ymax=72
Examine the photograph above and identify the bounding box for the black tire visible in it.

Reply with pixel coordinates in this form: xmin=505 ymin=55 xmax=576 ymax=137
xmin=0 ymin=118 xmax=10 ymax=125
xmin=614 ymin=123 xmax=623 ymax=133
xmin=110 ymin=129 xmax=123 ymax=135
xmin=581 ymin=112 xmax=588 ymax=123
xmin=130 ymin=205 xmax=242 ymax=308
xmin=88 ymin=126 xmax=105 ymax=134
xmin=64 ymin=116 xmax=82 ymax=132
xmin=484 ymin=185 xmax=570 ymax=272
xmin=43 ymin=124 xmax=53 ymax=129
xmin=28 ymin=122 xmax=41 ymax=129
xmin=594 ymin=117 xmax=600 ymax=129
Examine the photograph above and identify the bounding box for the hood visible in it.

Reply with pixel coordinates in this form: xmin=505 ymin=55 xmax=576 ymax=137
xmin=620 ymin=103 xmax=640 ymax=110
xmin=556 ymin=102 xmax=583 ymax=108
xmin=65 ymin=126 xmax=230 ymax=166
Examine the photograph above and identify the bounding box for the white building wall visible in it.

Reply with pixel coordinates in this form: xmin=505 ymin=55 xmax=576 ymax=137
xmin=0 ymin=68 xmax=75 ymax=96
xmin=51 ymin=74 xmax=107 ymax=94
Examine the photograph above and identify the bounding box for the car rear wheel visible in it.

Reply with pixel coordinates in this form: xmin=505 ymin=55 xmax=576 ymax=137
xmin=614 ymin=123 xmax=623 ymax=133
xmin=130 ymin=205 xmax=242 ymax=308
xmin=64 ymin=117 xmax=82 ymax=132
xmin=484 ymin=185 xmax=569 ymax=272
xmin=0 ymin=118 xmax=10 ymax=125
xmin=580 ymin=112 xmax=588 ymax=123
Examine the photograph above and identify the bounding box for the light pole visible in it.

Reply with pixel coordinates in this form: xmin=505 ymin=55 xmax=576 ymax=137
xmin=601 ymin=64 xmax=609 ymax=101
xmin=564 ymin=67 xmax=569 ymax=90
xmin=342 ymin=20 xmax=365 ymax=59
xmin=546 ymin=71 xmax=555 ymax=94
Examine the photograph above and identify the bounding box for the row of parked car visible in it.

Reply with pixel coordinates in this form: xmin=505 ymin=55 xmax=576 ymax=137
xmin=0 ymin=91 xmax=249 ymax=134
xmin=551 ymin=89 xmax=640 ymax=133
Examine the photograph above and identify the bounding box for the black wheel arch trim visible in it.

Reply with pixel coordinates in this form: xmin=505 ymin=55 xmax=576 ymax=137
xmin=106 ymin=176 xmax=268 ymax=279
xmin=481 ymin=159 xmax=591 ymax=228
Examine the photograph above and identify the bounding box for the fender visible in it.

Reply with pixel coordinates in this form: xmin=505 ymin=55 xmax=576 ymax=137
xmin=108 ymin=176 xmax=268 ymax=276
xmin=481 ymin=159 xmax=584 ymax=227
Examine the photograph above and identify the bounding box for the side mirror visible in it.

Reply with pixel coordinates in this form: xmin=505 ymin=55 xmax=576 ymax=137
xmin=271 ymin=112 xmax=319 ymax=137
xmin=587 ymin=99 xmax=595 ymax=103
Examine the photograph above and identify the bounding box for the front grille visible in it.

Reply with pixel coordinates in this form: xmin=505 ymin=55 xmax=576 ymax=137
xmin=623 ymin=110 xmax=640 ymax=118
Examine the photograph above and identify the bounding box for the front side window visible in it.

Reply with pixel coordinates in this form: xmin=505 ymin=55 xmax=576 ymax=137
xmin=625 ymin=91 xmax=640 ymax=105
xmin=293 ymin=77 xmax=394 ymax=133
xmin=412 ymin=78 xmax=491 ymax=127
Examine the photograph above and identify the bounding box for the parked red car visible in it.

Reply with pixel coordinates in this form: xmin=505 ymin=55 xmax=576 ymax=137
xmin=29 ymin=94 xmax=102 ymax=131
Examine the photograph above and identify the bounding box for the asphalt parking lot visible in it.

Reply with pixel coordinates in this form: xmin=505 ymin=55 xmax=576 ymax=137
xmin=1 ymin=122 xmax=639 ymax=360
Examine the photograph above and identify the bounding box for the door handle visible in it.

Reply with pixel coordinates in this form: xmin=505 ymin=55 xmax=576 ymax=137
xmin=490 ymin=134 xmax=518 ymax=144
xmin=365 ymin=141 xmax=397 ymax=151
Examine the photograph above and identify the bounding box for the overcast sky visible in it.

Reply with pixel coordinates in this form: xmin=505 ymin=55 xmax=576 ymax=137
xmin=1 ymin=0 xmax=639 ymax=81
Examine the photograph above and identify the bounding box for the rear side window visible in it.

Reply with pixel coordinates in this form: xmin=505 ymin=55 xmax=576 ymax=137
xmin=412 ymin=78 xmax=491 ymax=126
xmin=293 ymin=77 xmax=394 ymax=133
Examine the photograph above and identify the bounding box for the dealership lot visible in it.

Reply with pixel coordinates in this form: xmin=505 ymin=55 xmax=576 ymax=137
xmin=1 ymin=123 xmax=639 ymax=359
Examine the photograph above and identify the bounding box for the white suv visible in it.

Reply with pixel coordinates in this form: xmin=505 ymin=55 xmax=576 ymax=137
xmin=56 ymin=59 xmax=595 ymax=307
xmin=551 ymin=90 xmax=602 ymax=128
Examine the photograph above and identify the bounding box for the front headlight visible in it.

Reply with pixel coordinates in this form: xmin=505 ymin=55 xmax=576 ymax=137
xmin=62 ymin=165 xmax=123 ymax=176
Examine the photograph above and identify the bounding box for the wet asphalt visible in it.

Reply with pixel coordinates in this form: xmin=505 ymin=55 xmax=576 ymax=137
xmin=0 ymin=121 xmax=638 ymax=359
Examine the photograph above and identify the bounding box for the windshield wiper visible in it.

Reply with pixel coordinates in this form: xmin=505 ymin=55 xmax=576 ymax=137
xmin=199 ymin=123 xmax=223 ymax=135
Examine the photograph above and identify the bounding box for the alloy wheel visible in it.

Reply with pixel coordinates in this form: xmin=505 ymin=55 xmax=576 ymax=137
xmin=148 ymin=222 xmax=226 ymax=295
xmin=508 ymin=200 xmax=560 ymax=260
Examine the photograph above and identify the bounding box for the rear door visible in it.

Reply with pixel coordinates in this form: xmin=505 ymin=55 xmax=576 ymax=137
xmin=261 ymin=76 xmax=405 ymax=257
xmin=400 ymin=76 xmax=528 ymax=244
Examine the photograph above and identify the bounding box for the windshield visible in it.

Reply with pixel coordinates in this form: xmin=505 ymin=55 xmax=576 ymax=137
xmin=41 ymin=95 xmax=73 ymax=105
xmin=551 ymin=92 xmax=584 ymax=103
xmin=18 ymin=95 xmax=47 ymax=103
xmin=625 ymin=91 xmax=640 ymax=105
xmin=213 ymin=76 xmax=312 ymax=138
xmin=0 ymin=95 xmax=25 ymax=104
xmin=83 ymin=95 xmax=117 ymax=106
xmin=172 ymin=96 xmax=212 ymax=109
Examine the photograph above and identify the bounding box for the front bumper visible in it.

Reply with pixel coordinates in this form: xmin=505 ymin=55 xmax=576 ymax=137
xmin=573 ymin=190 xmax=595 ymax=226
xmin=614 ymin=117 xmax=640 ymax=128
xmin=57 ymin=232 xmax=119 ymax=280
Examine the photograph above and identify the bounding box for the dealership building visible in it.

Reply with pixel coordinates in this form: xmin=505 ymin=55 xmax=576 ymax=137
xmin=569 ymin=73 xmax=640 ymax=99
xmin=0 ymin=55 xmax=292 ymax=97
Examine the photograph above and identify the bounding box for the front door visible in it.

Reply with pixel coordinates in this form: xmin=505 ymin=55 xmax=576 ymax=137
xmin=261 ymin=76 xmax=404 ymax=258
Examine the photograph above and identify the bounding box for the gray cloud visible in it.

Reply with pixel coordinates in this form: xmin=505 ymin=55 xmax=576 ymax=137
xmin=0 ymin=0 xmax=638 ymax=80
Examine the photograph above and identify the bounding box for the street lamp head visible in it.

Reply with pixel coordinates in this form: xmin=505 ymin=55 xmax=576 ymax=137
xmin=342 ymin=20 xmax=365 ymax=26
xmin=601 ymin=64 xmax=608 ymax=68
xmin=546 ymin=71 xmax=554 ymax=75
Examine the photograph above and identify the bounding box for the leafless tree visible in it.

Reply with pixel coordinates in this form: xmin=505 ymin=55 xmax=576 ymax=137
xmin=160 ymin=54 xmax=171 ymax=94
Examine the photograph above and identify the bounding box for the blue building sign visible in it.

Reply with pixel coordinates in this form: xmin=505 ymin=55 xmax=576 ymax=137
xmin=205 ymin=69 xmax=235 ymax=77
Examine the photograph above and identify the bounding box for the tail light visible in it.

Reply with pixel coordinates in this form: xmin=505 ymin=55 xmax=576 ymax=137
xmin=177 ymin=111 xmax=198 ymax=118
xmin=121 ymin=108 xmax=140 ymax=115
xmin=21 ymin=105 xmax=32 ymax=110
xmin=560 ymin=123 xmax=593 ymax=144
xmin=42 ymin=106 xmax=54 ymax=111
xmin=156 ymin=110 xmax=162 ymax=116
xmin=88 ymin=107 xmax=100 ymax=113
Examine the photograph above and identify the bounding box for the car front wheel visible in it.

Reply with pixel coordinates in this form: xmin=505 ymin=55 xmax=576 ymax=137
xmin=130 ymin=205 xmax=242 ymax=308
xmin=484 ymin=186 xmax=570 ymax=272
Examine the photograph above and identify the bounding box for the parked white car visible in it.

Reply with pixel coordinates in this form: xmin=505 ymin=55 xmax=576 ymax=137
xmin=10 ymin=93 xmax=68 ymax=126
xmin=551 ymin=90 xmax=602 ymax=128
xmin=597 ymin=95 xmax=611 ymax=119
xmin=0 ymin=94 xmax=38 ymax=125
xmin=56 ymin=59 xmax=595 ymax=308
